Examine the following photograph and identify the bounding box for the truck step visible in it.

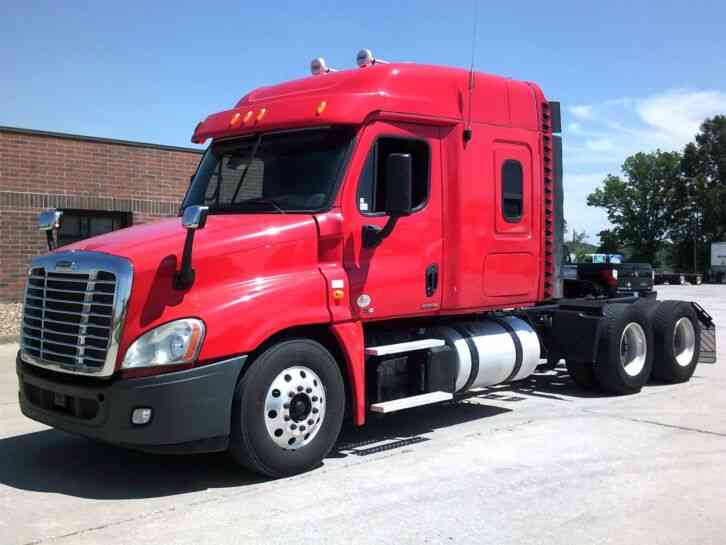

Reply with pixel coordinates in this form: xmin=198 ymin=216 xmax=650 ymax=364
xmin=370 ymin=391 xmax=453 ymax=414
xmin=365 ymin=338 xmax=445 ymax=357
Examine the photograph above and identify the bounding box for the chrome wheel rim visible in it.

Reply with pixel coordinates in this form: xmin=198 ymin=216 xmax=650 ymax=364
xmin=673 ymin=317 xmax=696 ymax=367
xmin=619 ymin=322 xmax=647 ymax=377
xmin=264 ymin=366 xmax=326 ymax=451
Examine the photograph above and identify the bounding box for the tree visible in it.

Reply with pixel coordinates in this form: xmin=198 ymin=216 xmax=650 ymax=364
xmin=678 ymin=116 xmax=726 ymax=269
xmin=565 ymin=228 xmax=596 ymax=262
xmin=587 ymin=150 xmax=685 ymax=264
xmin=663 ymin=115 xmax=726 ymax=271
xmin=570 ymin=228 xmax=588 ymax=245
xmin=597 ymin=229 xmax=621 ymax=254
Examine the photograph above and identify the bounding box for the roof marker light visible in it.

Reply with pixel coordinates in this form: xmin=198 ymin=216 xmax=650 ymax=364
xmin=243 ymin=110 xmax=254 ymax=123
xmin=311 ymin=57 xmax=336 ymax=75
xmin=256 ymin=108 xmax=267 ymax=122
xmin=356 ymin=48 xmax=389 ymax=68
xmin=316 ymin=101 xmax=327 ymax=116
xmin=229 ymin=112 xmax=242 ymax=128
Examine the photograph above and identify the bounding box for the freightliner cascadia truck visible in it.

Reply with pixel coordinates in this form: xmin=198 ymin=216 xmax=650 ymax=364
xmin=16 ymin=50 xmax=717 ymax=477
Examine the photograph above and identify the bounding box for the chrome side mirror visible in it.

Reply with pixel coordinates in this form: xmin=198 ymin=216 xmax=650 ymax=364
xmin=175 ymin=206 xmax=209 ymax=290
xmin=181 ymin=205 xmax=209 ymax=230
xmin=38 ymin=209 xmax=63 ymax=251
xmin=39 ymin=209 xmax=63 ymax=231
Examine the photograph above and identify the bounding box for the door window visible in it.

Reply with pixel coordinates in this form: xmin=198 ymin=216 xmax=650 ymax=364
xmin=502 ymin=159 xmax=523 ymax=223
xmin=357 ymin=137 xmax=429 ymax=214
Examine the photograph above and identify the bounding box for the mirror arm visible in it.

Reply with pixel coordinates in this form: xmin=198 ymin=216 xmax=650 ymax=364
xmin=174 ymin=205 xmax=208 ymax=290
xmin=362 ymin=215 xmax=401 ymax=248
xmin=174 ymin=229 xmax=197 ymax=290
xmin=45 ymin=231 xmax=56 ymax=251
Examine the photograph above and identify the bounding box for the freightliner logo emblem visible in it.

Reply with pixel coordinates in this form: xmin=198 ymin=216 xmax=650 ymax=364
xmin=55 ymin=261 xmax=76 ymax=272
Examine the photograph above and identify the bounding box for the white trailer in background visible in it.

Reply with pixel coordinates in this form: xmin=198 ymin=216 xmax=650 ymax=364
xmin=710 ymin=242 xmax=726 ymax=283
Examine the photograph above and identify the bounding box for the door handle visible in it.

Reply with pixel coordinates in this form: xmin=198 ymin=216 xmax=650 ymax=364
xmin=426 ymin=264 xmax=439 ymax=297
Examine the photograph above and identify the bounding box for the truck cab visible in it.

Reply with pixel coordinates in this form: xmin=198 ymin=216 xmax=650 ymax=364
xmin=16 ymin=51 xmax=713 ymax=477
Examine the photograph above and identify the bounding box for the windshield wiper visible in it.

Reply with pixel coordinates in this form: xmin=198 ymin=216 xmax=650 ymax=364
xmin=240 ymin=197 xmax=285 ymax=214
xmin=230 ymin=134 xmax=263 ymax=204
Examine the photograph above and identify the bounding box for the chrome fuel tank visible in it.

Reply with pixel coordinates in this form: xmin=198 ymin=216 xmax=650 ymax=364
xmin=428 ymin=316 xmax=540 ymax=392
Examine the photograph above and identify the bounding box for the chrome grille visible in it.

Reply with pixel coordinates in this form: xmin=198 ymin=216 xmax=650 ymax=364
xmin=20 ymin=252 xmax=133 ymax=377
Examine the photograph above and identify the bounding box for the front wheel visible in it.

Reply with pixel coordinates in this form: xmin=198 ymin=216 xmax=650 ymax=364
xmin=230 ymin=339 xmax=345 ymax=477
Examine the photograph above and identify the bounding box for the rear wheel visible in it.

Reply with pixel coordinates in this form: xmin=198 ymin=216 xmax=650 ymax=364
xmin=566 ymin=360 xmax=599 ymax=390
xmin=652 ymin=301 xmax=701 ymax=383
xmin=230 ymin=339 xmax=345 ymax=477
xmin=594 ymin=303 xmax=653 ymax=394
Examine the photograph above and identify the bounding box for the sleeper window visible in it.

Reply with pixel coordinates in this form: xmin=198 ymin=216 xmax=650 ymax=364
xmin=357 ymin=137 xmax=429 ymax=214
xmin=502 ymin=160 xmax=523 ymax=222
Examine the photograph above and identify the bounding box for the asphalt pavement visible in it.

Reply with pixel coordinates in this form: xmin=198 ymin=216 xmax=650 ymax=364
xmin=1 ymin=284 xmax=724 ymax=545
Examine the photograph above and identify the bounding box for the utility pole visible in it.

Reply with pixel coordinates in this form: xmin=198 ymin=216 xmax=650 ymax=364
xmin=692 ymin=194 xmax=698 ymax=274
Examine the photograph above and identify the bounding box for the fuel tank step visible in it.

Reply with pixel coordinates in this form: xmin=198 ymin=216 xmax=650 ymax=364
xmin=369 ymin=391 xmax=453 ymax=414
xmin=365 ymin=339 xmax=445 ymax=357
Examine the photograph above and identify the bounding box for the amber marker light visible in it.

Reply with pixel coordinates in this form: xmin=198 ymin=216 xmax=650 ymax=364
xmin=332 ymin=289 xmax=345 ymax=303
xmin=243 ymin=110 xmax=254 ymax=123
xmin=229 ymin=112 xmax=242 ymax=127
xmin=256 ymin=108 xmax=267 ymax=122
xmin=316 ymin=101 xmax=327 ymax=116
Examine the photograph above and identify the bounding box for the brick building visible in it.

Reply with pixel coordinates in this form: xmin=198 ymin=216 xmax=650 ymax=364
xmin=0 ymin=126 xmax=202 ymax=302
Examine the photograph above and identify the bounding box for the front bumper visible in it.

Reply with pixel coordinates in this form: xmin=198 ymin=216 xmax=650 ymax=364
xmin=17 ymin=352 xmax=247 ymax=454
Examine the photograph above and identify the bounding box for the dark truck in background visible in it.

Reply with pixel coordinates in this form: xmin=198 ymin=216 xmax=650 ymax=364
xmin=654 ymin=271 xmax=703 ymax=286
xmin=563 ymin=252 xmax=654 ymax=298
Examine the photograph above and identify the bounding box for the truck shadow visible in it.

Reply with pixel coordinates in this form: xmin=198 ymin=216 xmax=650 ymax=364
xmin=0 ymin=403 xmax=510 ymax=500
xmin=0 ymin=430 xmax=262 ymax=500
xmin=0 ymin=367 xmax=618 ymax=500
xmin=331 ymin=402 xmax=511 ymax=459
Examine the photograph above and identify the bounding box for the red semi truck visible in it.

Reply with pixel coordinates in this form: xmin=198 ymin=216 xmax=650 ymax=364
xmin=17 ymin=51 xmax=717 ymax=476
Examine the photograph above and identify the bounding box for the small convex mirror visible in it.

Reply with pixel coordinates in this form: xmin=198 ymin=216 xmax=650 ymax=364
xmin=181 ymin=205 xmax=209 ymax=230
xmin=38 ymin=209 xmax=63 ymax=231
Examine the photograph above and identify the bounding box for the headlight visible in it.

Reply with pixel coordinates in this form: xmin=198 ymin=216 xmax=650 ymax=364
xmin=121 ymin=319 xmax=205 ymax=369
xmin=611 ymin=269 xmax=618 ymax=280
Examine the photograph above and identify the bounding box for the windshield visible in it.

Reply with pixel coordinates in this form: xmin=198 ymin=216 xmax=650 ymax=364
xmin=183 ymin=127 xmax=355 ymax=214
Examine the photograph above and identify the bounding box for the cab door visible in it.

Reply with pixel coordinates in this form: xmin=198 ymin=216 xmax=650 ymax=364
xmin=342 ymin=121 xmax=443 ymax=320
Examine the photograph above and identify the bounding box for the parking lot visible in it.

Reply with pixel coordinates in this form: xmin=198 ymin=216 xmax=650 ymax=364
xmin=0 ymin=284 xmax=724 ymax=545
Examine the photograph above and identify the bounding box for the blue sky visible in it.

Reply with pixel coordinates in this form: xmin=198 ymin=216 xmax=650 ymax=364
xmin=3 ymin=1 xmax=726 ymax=240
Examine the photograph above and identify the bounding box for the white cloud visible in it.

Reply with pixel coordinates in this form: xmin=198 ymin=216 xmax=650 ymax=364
xmin=584 ymin=138 xmax=617 ymax=152
xmin=562 ymin=88 xmax=726 ymax=242
xmin=570 ymin=105 xmax=594 ymax=120
xmin=636 ymin=90 xmax=726 ymax=145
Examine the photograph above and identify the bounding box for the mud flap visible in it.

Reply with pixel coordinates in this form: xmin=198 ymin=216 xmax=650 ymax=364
xmin=550 ymin=310 xmax=603 ymax=364
xmin=692 ymin=302 xmax=717 ymax=364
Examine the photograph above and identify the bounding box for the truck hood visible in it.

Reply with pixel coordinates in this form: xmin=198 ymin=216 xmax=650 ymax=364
xmin=61 ymin=214 xmax=319 ymax=271
xmin=60 ymin=213 xmax=325 ymax=366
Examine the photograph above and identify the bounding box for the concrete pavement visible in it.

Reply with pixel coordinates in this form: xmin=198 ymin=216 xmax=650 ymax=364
xmin=1 ymin=284 xmax=724 ymax=545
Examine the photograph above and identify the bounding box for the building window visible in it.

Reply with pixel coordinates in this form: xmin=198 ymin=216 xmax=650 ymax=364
xmin=58 ymin=210 xmax=132 ymax=247
xmin=357 ymin=137 xmax=430 ymax=214
xmin=502 ymin=160 xmax=523 ymax=223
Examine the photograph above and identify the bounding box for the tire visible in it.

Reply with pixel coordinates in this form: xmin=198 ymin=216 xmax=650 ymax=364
xmin=229 ymin=339 xmax=345 ymax=477
xmin=594 ymin=303 xmax=654 ymax=394
xmin=633 ymin=297 xmax=659 ymax=312
xmin=566 ymin=360 xmax=599 ymax=390
xmin=651 ymin=301 xmax=701 ymax=383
